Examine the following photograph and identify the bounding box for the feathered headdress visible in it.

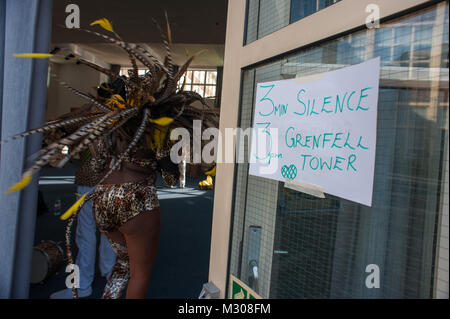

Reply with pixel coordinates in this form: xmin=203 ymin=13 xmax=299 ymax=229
xmin=3 ymin=17 xmax=220 ymax=299
xmin=3 ymin=17 xmax=219 ymax=197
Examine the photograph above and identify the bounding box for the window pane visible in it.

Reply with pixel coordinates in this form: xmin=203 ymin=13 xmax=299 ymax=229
xmin=120 ymin=68 xmax=131 ymax=76
xmin=246 ymin=0 xmax=339 ymax=44
xmin=231 ymin=3 xmax=449 ymax=300
xmin=376 ymin=27 xmax=393 ymax=43
xmin=177 ymin=69 xmax=218 ymax=97
xmin=394 ymin=26 xmax=412 ymax=44
xmin=178 ymin=74 xmax=185 ymax=85
xmin=413 ymin=44 xmax=431 ymax=60
xmin=206 ymin=71 xmax=217 ymax=84
xmin=393 ymin=45 xmax=411 ymax=62
xmin=177 ymin=74 xmax=186 ymax=90
xmin=185 ymin=71 xmax=193 ymax=84
xmin=258 ymin=0 xmax=290 ymax=38
xmin=297 ymin=47 xmax=323 ymax=64
xmin=374 ymin=45 xmax=392 ymax=65
xmin=192 ymin=71 xmax=205 ymax=84
xmin=191 ymin=85 xmax=205 ymax=96
xmin=290 ymin=0 xmax=317 ymax=23
xmin=414 ymin=24 xmax=433 ymax=43
xmin=245 ymin=0 xmax=260 ymax=44
xmin=318 ymin=0 xmax=327 ymax=10
xmin=204 ymin=85 xmax=216 ymax=98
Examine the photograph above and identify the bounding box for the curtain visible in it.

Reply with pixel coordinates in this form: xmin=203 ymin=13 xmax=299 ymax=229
xmin=0 ymin=0 xmax=52 ymax=298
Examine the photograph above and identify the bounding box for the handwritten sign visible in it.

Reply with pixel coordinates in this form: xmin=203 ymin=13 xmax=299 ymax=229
xmin=249 ymin=58 xmax=380 ymax=206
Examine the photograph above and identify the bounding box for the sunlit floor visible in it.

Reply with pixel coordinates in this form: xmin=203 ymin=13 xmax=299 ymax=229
xmin=29 ymin=161 xmax=214 ymax=299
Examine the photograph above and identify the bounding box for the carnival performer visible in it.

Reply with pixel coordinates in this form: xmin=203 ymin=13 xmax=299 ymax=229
xmin=44 ymin=105 xmax=116 ymax=299
xmin=3 ymin=17 xmax=219 ymax=299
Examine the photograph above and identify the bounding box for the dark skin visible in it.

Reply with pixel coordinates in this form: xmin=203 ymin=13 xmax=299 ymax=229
xmin=94 ymin=136 xmax=162 ymax=299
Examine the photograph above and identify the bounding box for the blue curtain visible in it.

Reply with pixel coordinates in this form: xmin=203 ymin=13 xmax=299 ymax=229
xmin=0 ymin=0 xmax=52 ymax=298
xmin=0 ymin=0 xmax=5 ymax=144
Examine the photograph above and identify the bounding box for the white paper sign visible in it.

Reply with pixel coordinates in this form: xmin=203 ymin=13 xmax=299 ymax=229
xmin=249 ymin=57 xmax=380 ymax=206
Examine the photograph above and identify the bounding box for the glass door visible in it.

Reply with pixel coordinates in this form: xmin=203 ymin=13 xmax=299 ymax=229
xmin=229 ymin=2 xmax=449 ymax=299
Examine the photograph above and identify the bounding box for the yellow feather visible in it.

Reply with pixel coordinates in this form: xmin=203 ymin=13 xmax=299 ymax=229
xmin=154 ymin=127 xmax=161 ymax=149
xmin=5 ymin=173 xmax=33 ymax=194
xmin=149 ymin=117 xmax=174 ymax=126
xmin=146 ymin=134 xmax=155 ymax=151
xmin=90 ymin=18 xmax=114 ymax=32
xmin=205 ymin=166 xmax=216 ymax=176
xmin=105 ymin=94 xmax=126 ymax=110
xmin=13 ymin=53 xmax=53 ymax=59
xmin=128 ymin=98 xmax=136 ymax=107
xmin=199 ymin=175 xmax=214 ymax=189
xmin=60 ymin=193 xmax=87 ymax=221
xmin=161 ymin=126 xmax=170 ymax=149
xmin=152 ymin=125 xmax=170 ymax=150
xmin=165 ymin=11 xmax=172 ymax=45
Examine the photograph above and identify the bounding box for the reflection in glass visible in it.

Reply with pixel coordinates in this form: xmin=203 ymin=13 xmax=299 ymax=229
xmin=206 ymin=71 xmax=217 ymax=85
xmin=191 ymin=85 xmax=204 ymax=97
xmin=204 ymin=86 xmax=216 ymax=98
xmin=193 ymin=71 xmax=205 ymax=84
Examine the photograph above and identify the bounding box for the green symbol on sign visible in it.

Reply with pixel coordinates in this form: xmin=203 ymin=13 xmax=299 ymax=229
xmin=232 ymin=281 xmax=257 ymax=299
xmin=281 ymin=164 xmax=297 ymax=180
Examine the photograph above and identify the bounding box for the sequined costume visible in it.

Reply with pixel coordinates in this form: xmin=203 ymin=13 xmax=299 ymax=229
xmin=83 ymin=138 xmax=178 ymax=298
xmin=102 ymin=242 xmax=130 ymax=299
xmin=92 ymin=163 xmax=174 ymax=298
xmin=93 ymin=177 xmax=157 ymax=233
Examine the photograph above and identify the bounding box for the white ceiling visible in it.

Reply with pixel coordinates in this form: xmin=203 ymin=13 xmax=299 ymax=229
xmin=52 ymin=42 xmax=225 ymax=68
xmin=51 ymin=0 xmax=228 ymax=68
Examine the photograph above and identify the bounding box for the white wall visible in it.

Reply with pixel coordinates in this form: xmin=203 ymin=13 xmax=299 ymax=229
xmin=45 ymin=62 xmax=108 ymax=120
